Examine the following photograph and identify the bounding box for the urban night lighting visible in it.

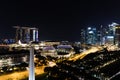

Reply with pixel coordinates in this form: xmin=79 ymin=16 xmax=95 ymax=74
xmin=0 ymin=0 xmax=120 ymax=80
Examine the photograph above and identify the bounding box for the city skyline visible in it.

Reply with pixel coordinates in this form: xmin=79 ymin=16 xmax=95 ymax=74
xmin=0 ymin=0 xmax=120 ymax=41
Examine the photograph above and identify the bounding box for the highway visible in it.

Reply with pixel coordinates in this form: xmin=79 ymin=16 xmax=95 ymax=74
xmin=69 ymin=46 xmax=102 ymax=61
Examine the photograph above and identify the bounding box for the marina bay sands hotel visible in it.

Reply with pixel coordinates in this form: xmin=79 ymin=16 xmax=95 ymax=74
xmin=13 ymin=26 xmax=39 ymax=43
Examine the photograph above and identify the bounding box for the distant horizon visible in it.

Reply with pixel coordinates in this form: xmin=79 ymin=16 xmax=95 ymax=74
xmin=0 ymin=22 xmax=119 ymax=42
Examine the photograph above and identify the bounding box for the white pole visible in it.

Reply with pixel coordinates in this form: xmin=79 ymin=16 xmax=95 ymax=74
xmin=29 ymin=47 xmax=35 ymax=80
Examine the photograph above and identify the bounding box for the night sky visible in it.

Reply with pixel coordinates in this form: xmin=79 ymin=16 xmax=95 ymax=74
xmin=0 ymin=0 xmax=120 ymax=41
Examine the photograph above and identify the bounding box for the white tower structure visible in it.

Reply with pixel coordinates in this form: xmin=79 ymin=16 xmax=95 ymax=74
xmin=29 ymin=47 xmax=35 ymax=80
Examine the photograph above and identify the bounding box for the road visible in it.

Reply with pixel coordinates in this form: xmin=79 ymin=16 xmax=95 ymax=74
xmin=0 ymin=66 xmax=45 ymax=80
xmin=69 ymin=46 xmax=102 ymax=61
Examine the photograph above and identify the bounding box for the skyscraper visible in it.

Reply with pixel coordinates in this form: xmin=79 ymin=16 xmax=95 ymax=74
xmin=86 ymin=27 xmax=97 ymax=44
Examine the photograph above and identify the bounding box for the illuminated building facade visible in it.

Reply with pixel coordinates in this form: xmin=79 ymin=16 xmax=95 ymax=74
xmin=98 ymin=22 xmax=120 ymax=46
xmin=13 ymin=26 xmax=39 ymax=43
xmin=101 ymin=25 xmax=114 ymax=45
xmin=80 ymin=29 xmax=86 ymax=44
xmin=80 ymin=23 xmax=120 ymax=46
xmin=80 ymin=27 xmax=98 ymax=45
xmin=106 ymin=22 xmax=120 ymax=46
xmin=114 ymin=26 xmax=120 ymax=46
xmin=33 ymin=29 xmax=39 ymax=42
xmin=86 ymin=27 xmax=97 ymax=44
